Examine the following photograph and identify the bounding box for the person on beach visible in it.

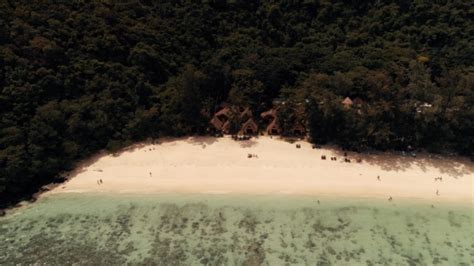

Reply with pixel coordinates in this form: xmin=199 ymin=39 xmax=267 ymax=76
xmin=377 ymin=175 xmax=381 ymax=181
xmin=149 ymin=172 xmax=152 ymax=177
xmin=388 ymin=196 xmax=392 ymax=201
xmin=100 ymin=179 xmax=103 ymax=184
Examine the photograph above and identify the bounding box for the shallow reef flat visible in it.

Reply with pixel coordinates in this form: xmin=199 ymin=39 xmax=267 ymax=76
xmin=1 ymin=193 xmax=472 ymax=265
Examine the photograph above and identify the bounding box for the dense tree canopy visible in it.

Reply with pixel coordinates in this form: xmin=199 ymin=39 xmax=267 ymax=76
xmin=0 ymin=0 xmax=473 ymax=207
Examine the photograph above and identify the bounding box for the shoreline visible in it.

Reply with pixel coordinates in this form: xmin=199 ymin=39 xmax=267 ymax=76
xmin=41 ymin=190 xmax=474 ymax=206
xmin=38 ymin=136 xmax=473 ymax=204
xmin=4 ymin=191 xmax=472 ymax=220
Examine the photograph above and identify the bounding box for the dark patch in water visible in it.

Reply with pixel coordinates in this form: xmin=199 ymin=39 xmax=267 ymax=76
xmin=1 ymin=197 xmax=472 ymax=265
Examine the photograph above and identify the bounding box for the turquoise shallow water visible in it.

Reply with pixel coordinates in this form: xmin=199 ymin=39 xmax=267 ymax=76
xmin=1 ymin=193 xmax=472 ymax=265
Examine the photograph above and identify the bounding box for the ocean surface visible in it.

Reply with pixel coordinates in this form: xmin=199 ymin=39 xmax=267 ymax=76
xmin=1 ymin=193 xmax=472 ymax=265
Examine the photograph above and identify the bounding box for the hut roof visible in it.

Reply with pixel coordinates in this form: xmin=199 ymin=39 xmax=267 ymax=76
xmin=240 ymin=107 xmax=253 ymax=119
xmin=222 ymin=120 xmax=231 ymax=132
xmin=266 ymin=119 xmax=280 ymax=133
xmin=210 ymin=116 xmax=223 ymax=130
xmin=342 ymin=97 xmax=353 ymax=106
xmin=292 ymin=121 xmax=305 ymax=131
xmin=261 ymin=109 xmax=277 ymax=120
xmin=241 ymin=118 xmax=258 ymax=131
xmin=215 ymin=106 xmax=232 ymax=118
xmin=291 ymin=121 xmax=306 ymax=136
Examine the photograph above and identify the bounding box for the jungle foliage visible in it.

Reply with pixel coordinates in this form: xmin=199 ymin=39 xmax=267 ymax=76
xmin=0 ymin=0 xmax=473 ymax=206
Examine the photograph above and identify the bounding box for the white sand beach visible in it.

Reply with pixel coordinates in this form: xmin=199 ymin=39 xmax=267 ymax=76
xmin=47 ymin=136 xmax=473 ymax=203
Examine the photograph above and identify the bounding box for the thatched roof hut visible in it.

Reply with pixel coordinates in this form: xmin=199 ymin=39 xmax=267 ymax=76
xmin=209 ymin=106 xmax=232 ymax=132
xmin=261 ymin=108 xmax=280 ymax=135
xmin=241 ymin=118 xmax=258 ymax=135
xmin=266 ymin=119 xmax=280 ymax=135
xmin=342 ymin=97 xmax=353 ymax=108
xmin=260 ymin=109 xmax=277 ymax=121
xmin=209 ymin=116 xmax=223 ymax=130
xmin=210 ymin=106 xmax=258 ymax=135
xmin=221 ymin=120 xmax=232 ymax=134
xmin=215 ymin=106 xmax=232 ymax=121
xmin=292 ymin=121 xmax=305 ymax=136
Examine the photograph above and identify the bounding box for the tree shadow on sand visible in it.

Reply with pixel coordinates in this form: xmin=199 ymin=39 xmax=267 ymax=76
xmin=238 ymin=139 xmax=258 ymax=148
xmin=59 ymin=139 xmax=163 ymax=182
xmin=61 ymin=137 xmax=473 ymax=187
xmin=184 ymin=136 xmax=219 ymax=148
xmin=331 ymin=149 xmax=473 ymax=178
xmin=187 ymin=135 xmax=258 ymax=148
xmin=60 ymin=151 xmax=110 ymax=181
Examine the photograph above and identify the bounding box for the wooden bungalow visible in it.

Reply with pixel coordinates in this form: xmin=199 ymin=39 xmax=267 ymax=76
xmin=215 ymin=106 xmax=232 ymax=122
xmin=221 ymin=120 xmax=231 ymax=134
xmin=240 ymin=118 xmax=258 ymax=135
xmin=209 ymin=107 xmax=231 ymax=132
xmin=291 ymin=121 xmax=305 ymax=136
xmin=341 ymin=97 xmax=353 ymax=108
xmin=260 ymin=108 xmax=277 ymax=121
xmin=209 ymin=116 xmax=223 ymax=131
xmin=342 ymin=97 xmax=364 ymax=109
xmin=210 ymin=106 xmax=259 ymax=135
xmin=266 ymin=119 xmax=281 ymax=135
xmin=261 ymin=108 xmax=280 ymax=135
xmin=210 ymin=106 xmax=240 ymax=133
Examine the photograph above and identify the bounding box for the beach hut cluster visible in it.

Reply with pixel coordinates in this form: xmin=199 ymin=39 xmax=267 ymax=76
xmin=209 ymin=106 xmax=259 ymax=135
xmin=209 ymin=104 xmax=306 ymax=137
xmin=260 ymin=106 xmax=306 ymax=136
xmin=209 ymin=96 xmax=364 ymax=137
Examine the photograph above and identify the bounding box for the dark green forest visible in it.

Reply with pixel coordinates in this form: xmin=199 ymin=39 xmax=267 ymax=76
xmin=0 ymin=0 xmax=473 ymax=207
